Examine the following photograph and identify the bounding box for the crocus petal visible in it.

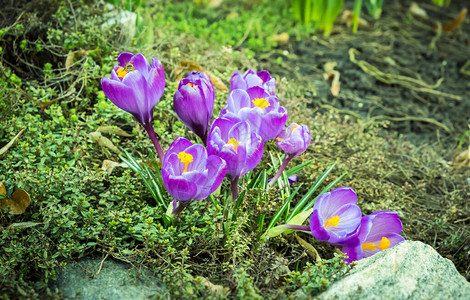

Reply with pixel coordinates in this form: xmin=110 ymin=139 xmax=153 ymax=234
xmin=257 ymin=110 xmax=288 ymax=141
xmin=310 ymin=209 xmax=331 ymax=241
xmin=257 ymin=70 xmax=271 ymax=83
xmin=314 ymin=187 xmax=358 ymax=221
xmin=206 ymin=155 xmax=227 ymax=195
xmin=174 ymin=85 xmax=209 ymax=137
xmin=230 ymin=70 xmax=247 ymax=91
xmin=341 ymin=244 xmax=363 ymax=263
xmin=244 ymin=73 xmax=264 ymax=88
xmin=121 ymin=71 xmax=150 ymax=124
xmin=165 ymin=176 xmax=198 ymax=201
xmin=130 ymin=53 xmax=150 ymax=77
xmin=362 ymin=232 xmax=405 ymax=258
xmin=184 ymin=144 xmax=208 ymax=173
xmin=147 ymin=58 xmax=166 ymax=106
xmin=331 ymin=204 xmax=362 ymax=232
xmin=101 ymin=77 xmax=146 ymax=123
xmin=246 ymin=86 xmax=269 ymax=101
xmin=367 ymin=211 xmax=403 ymax=236
xmin=164 ymin=137 xmax=194 ymax=164
xmin=245 ymin=133 xmax=264 ymax=171
xmin=227 ymin=89 xmax=252 ymax=114
xmin=117 ymin=52 xmax=134 ymax=66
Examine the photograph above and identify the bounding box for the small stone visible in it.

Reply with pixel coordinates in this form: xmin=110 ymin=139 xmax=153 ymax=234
xmin=52 ymin=256 xmax=168 ymax=299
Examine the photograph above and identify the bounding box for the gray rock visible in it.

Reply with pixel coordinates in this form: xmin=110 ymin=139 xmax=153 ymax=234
xmin=101 ymin=4 xmax=136 ymax=46
xmin=53 ymin=256 xmax=168 ymax=300
xmin=318 ymin=241 xmax=470 ymax=299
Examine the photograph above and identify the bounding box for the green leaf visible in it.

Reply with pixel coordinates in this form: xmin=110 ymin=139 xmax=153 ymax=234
xmin=304 ymin=173 xmax=346 ymax=211
xmin=266 ymin=183 xmax=304 ymax=231
xmin=287 ymin=162 xmax=336 ymax=222
xmin=285 ymin=159 xmax=313 ymax=178
xmin=263 ymin=224 xmax=294 ymax=239
xmin=288 ymin=208 xmax=313 ymax=226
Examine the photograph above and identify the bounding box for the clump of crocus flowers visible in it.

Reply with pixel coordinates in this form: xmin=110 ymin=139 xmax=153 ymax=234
xmin=282 ymin=187 xmax=405 ymax=263
xmin=101 ymin=52 xmax=404 ymax=264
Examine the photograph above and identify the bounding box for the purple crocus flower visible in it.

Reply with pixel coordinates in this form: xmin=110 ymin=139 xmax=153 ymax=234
xmin=276 ymin=123 xmax=311 ymax=159
xmin=207 ymin=118 xmax=264 ymax=181
xmin=101 ymin=52 xmax=165 ymax=126
xmin=162 ymin=137 xmax=226 ymax=214
xmin=269 ymin=123 xmax=311 ymax=187
xmin=220 ymin=87 xmax=287 ymax=142
xmin=231 ymin=69 xmax=276 ymax=96
xmin=101 ymin=52 xmax=166 ymax=163
xmin=174 ymin=71 xmax=215 ymax=145
xmin=341 ymin=211 xmax=405 ymax=263
xmin=310 ymin=187 xmax=362 ymax=245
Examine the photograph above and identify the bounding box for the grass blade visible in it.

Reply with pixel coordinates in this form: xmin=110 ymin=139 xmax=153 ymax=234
xmin=285 ymin=159 xmax=313 ymax=178
xmin=266 ymin=183 xmax=304 ymax=231
xmin=303 ymin=173 xmax=346 ymax=211
xmin=286 ymin=162 xmax=336 ymax=222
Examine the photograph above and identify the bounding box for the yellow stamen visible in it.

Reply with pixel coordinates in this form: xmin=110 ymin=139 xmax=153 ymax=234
xmin=186 ymin=83 xmax=198 ymax=88
xmin=361 ymin=237 xmax=391 ymax=251
xmin=117 ymin=68 xmax=127 ymax=78
xmin=117 ymin=62 xmax=135 ymax=78
xmin=227 ymin=138 xmax=240 ymax=151
xmin=177 ymin=152 xmax=193 ymax=173
xmin=291 ymin=125 xmax=298 ymax=131
xmin=324 ymin=216 xmax=340 ymax=229
xmin=276 ymin=137 xmax=283 ymax=141
xmin=252 ymin=98 xmax=271 ymax=109
xmin=376 ymin=237 xmax=391 ymax=250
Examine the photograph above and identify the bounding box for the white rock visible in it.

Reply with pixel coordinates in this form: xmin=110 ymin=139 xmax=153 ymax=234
xmin=319 ymin=241 xmax=470 ymax=299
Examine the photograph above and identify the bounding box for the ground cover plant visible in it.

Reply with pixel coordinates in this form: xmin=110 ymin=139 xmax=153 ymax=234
xmin=0 ymin=0 xmax=469 ymax=298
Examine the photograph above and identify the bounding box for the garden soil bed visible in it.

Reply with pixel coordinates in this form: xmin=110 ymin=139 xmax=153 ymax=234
xmin=259 ymin=0 xmax=470 ymax=279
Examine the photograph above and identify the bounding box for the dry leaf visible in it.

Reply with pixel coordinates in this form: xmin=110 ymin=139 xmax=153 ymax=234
xmin=98 ymin=126 xmax=133 ymax=137
xmin=0 ymin=182 xmax=6 ymax=197
xmin=442 ymin=8 xmax=467 ymax=32
xmin=295 ymin=234 xmax=321 ymax=262
xmin=65 ymin=49 xmax=97 ymax=71
xmin=323 ymin=62 xmax=341 ymax=96
xmin=271 ymin=32 xmax=289 ymax=45
xmin=0 ymin=129 xmax=25 ymax=158
xmin=193 ymin=0 xmax=223 ymax=8
xmin=339 ymin=10 xmax=369 ymax=28
xmin=89 ymin=132 xmax=122 ymax=154
xmin=196 ymin=276 xmax=230 ymax=297
xmin=101 ymin=159 xmax=128 ymax=175
xmin=0 ymin=187 xmax=31 ymax=215
xmin=452 ymin=147 xmax=470 ymax=169
xmin=409 ymin=2 xmax=428 ymax=18
xmin=177 ymin=61 xmax=228 ymax=91
xmin=8 ymin=222 xmax=41 ymax=229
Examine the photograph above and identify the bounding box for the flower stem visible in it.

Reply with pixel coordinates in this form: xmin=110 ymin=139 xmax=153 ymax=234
xmin=284 ymin=224 xmax=311 ymax=233
xmin=143 ymin=123 xmax=165 ymax=165
xmin=268 ymin=156 xmax=291 ymax=188
xmin=171 ymin=200 xmax=190 ymax=216
xmin=231 ymin=178 xmax=239 ymax=203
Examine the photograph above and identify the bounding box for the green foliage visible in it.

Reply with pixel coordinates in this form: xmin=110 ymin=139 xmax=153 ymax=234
xmin=150 ymin=0 xmax=315 ymax=53
xmin=365 ymin=0 xmax=383 ymax=19
xmin=283 ymin=253 xmax=353 ymax=296
xmin=291 ymin=0 xmax=344 ymax=37
xmin=432 ymin=0 xmax=451 ymax=6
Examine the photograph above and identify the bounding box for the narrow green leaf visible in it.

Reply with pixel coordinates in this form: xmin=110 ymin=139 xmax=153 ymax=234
xmin=266 ymin=183 xmax=304 ymax=230
xmin=304 ymin=173 xmax=346 ymax=210
xmin=285 ymin=159 xmax=313 ymax=178
xmin=288 ymin=208 xmax=313 ymax=226
xmin=287 ymin=162 xmax=336 ymax=222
